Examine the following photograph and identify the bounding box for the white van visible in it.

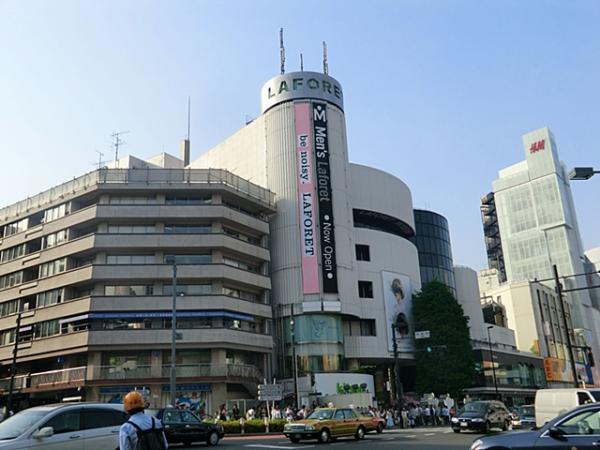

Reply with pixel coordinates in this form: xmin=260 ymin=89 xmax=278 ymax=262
xmin=534 ymin=388 xmax=596 ymax=427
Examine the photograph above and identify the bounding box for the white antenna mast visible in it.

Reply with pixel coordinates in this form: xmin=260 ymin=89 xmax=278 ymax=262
xmin=94 ymin=150 xmax=109 ymax=169
xmin=111 ymin=130 xmax=129 ymax=168
xmin=323 ymin=41 xmax=328 ymax=75
xmin=280 ymin=28 xmax=285 ymax=74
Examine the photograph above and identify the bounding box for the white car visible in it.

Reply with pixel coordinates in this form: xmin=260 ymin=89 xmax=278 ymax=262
xmin=0 ymin=402 xmax=127 ymax=449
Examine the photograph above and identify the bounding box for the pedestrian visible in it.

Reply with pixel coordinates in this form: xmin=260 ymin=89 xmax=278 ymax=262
xmin=232 ymin=403 xmax=240 ymax=420
xmin=119 ymin=391 xmax=168 ymax=450
xmin=246 ymin=406 xmax=255 ymax=420
xmin=386 ymin=409 xmax=395 ymax=428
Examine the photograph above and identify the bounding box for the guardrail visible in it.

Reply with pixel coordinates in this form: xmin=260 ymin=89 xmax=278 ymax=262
xmin=30 ymin=366 xmax=87 ymax=387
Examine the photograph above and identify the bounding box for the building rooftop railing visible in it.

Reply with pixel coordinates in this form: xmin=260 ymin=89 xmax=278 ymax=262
xmin=0 ymin=168 xmax=275 ymax=222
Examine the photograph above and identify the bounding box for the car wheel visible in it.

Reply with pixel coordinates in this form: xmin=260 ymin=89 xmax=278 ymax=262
xmin=376 ymin=423 xmax=384 ymax=434
xmin=502 ymin=419 xmax=511 ymax=431
xmin=453 ymin=428 xmax=460 ymax=433
xmin=355 ymin=426 xmax=365 ymax=440
xmin=290 ymin=437 xmax=300 ymax=443
xmin=318 ymin=428 xmax=330 ymax=444
xmin=207 ymin=431 xmax=220 ymax=446
xmin=484 ymin=421 xmax=491 ymax=434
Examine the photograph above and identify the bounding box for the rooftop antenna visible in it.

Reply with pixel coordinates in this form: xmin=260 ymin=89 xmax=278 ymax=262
xmin=322 ymin=41 xmax=328 ymax=75
xmin=280 ymin=28 xmax=285 ymax=74
xmin=300 ymin=53 xmax=304 ymax=71
xmin=111 ymin=130 xmax=129 ymax=168
xmin=94 ymin=150 xmax=109 ymax=169
xmin=180 ymin=96 xmax=191 ymax=166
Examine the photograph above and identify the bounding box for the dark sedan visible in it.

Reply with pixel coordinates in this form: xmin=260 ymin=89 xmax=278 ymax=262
xmin=470 ymin=402 xmax=600 ymax=449
xmin=147 ymin=408 xmax=224 ymax=447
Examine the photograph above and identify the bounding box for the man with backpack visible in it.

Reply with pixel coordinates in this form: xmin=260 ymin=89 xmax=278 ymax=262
xmin=120 ymin=391 xmax=169 ymax=450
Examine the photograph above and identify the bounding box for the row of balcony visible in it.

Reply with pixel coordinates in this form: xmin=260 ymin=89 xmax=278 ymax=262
xmin=0 ymin=363 xmax=263 ymax=393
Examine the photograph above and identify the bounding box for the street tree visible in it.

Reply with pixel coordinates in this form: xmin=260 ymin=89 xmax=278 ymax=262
xmin=412 ymin=280 xmax=475 ymax=398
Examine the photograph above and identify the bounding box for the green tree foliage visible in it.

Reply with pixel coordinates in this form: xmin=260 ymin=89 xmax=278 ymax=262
xmin=413 ymin=280 xmax=475 ymax=397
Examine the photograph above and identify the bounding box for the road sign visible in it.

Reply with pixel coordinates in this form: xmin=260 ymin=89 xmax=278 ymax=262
xmin=258 ymin=383 xmax=283 ymax=401
xmin=415 ymin=330 xmax=431 ymax=339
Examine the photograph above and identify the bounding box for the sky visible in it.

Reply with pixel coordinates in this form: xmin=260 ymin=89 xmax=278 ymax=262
xmin=1 ymin=0 xmax=599 ymax=270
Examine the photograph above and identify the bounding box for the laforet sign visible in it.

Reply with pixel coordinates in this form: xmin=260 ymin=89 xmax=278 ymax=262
xmin=260 ymin=72 xmax=344 ymax=113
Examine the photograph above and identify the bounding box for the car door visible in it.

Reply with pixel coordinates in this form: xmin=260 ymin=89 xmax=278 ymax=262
xmin=82 ymin=407 xmax=126 ymax=450
xmin=534 ymin=407 xmax=600 ymax=450
xmin=331 ymin=409 xmax=346 ymax=437
xmin=162 ymin=409 xmax=182 ymax=441
xmin=180 ymin=410 xmax=207 ymax=443
xmin=30 ymin=408 xmax=83 ymax=450
xmin=343 ymin=409 xmax=359 ymax=436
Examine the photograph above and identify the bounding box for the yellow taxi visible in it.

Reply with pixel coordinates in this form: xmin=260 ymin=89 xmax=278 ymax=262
xmin=283 ymin=407 xmax=372 ymax=443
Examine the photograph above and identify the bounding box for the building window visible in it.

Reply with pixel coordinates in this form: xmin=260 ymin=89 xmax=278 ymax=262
xmin=42 ymin=230 xmax=68 ymax=249
xmin=223 ymin=227 xmax=262 ymax=245
xmin=360 ymin=319 xmax=377 ymax=336
xmin=164 ymin=224 xmax=211 ymax=234
xmin=0 ymin=271 xmax=24 ymax=290
xmin=166 ymin=196 xmax=211 ymax=205
xmin=163 ymin=284 xmax=212 ymax=296
xmin=164 ymin=254 xmax=211 ymax=265
xmin=43 ymin=203 xmax=69 ymax=223
xmin=355 ymin=244 xmax=370 ymax=261
xmin=0 ymin=299 xmax=20 ymax=317
xmin=104 ymin=285 xmax=154 ymax=296
xmin=109 ymin=195 xmax=155 ymax=204
xmin=3 ymin=218 xmax=28 ymax=237
xmin=223 ymin=257 xmax=260 ymax=273
xmin=358 ymin=281 xmax=373 ymax=298
xmin=33 ymin=319 xmax=60 ymax=338
xmin=36 ymin=288 xmax=64 ymax=308
xmin=0 ymin=243 xmax=27 ymax=262
xmin=107 ymin=224 xmax=156 ymax=233
xmin=106 ymin=254 xmax=155 ymax=264
xmin=39 ymin=258 xmax=67 ymax=278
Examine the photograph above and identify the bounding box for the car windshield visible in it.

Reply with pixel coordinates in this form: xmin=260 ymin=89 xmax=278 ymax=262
xmin=519 ymin=406 xmax=535 ymax=417
xmin=307 ymin=409 xmax=333 ymax=420
xmin=590 ymin=392 xmax=600 ymax=402
xmin=0 ymin=410 xmax=48 ymax=440
xmin=462 ymin=402 xmax=488 ymax=414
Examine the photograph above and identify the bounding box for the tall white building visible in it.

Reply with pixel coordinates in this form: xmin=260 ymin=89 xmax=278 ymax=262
xmin=491 ymin=127 xmax=599 ymax=383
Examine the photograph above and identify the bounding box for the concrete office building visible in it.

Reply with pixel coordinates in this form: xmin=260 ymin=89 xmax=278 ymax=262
xmin=413 ymin=210 xmax=456 ymax=295
xmin=191 ymin=70 xmax=422 ymax=399
xmin=489 ymin=127 xmax=599 ymax=384
xmin=455 ymin=267 xmax=546 ymax=404
xmin=479 ymin=271 xmax=588 ymax=387
xmin=0 ymin=165 xmax=276 ymax=411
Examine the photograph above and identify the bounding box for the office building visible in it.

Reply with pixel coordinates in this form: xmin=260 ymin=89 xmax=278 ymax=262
xmin=413 ymin=209 xmax=456 ymax=295
xmin=0 ymin=165 xmax=275 ymax=411
xmin=191 ymin=70 xmax=423 ymax=399
xmin=489 ymin=127 xmax=599 ymax=384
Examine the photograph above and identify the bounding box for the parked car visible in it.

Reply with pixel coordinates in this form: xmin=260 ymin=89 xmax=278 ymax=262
xmin=147 ymin=408 xmax=223 ymax=446
xmin=283 ymin=407 xmax=372 ymax=443
xmin=451 ymin=400 xmax=511 ymax=434
xmin=535 ymin=388 xmax=596 ymax=427
xmin=470 ymin=402 xmax=600 ymax=449
xmin=0 ymin=402 xmax=127 ymax=449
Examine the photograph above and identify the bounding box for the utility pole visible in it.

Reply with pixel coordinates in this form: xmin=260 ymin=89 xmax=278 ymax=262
xmin=7 ymin=310 xmax=22 ymax=413
xmin=553 ymin=264 xmax=580 ymax=387
xmin=290 ymin=304 xmax=299 ymax=409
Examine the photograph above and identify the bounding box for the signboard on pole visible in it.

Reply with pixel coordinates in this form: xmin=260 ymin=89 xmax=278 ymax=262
xmin=415 ymin=330 xmax=431 ymax=340
xmin=258 ymin=384 xmax=283 ymax=401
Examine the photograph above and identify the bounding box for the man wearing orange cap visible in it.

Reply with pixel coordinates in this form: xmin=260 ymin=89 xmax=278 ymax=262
xmin=119 ymin=391 xmax=168 ymax=450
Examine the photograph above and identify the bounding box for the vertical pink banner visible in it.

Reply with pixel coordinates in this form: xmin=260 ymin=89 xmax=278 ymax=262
xmin=294 ymin=102 xmax=320 ymax=294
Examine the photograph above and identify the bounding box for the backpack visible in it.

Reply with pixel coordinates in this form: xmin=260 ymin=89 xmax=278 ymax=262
xmin=127 ymin=417 xmax=167 ymax=450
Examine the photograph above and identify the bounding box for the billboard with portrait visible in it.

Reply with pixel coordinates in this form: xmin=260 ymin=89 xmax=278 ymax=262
xmin=382 ymin=271 xmax=414 ymax=353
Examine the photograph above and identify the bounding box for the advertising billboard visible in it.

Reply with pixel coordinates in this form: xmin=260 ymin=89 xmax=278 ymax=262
xmin=294 ymin=102 xmax=320 ymax=294
xmin=382 ymin=271 xmax=414 ymax=353
xmin=313 ymin=102 xmax=338 ymax=293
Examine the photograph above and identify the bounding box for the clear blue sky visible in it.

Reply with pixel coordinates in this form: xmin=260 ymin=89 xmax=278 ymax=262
xmin=1 ymin=0 xmax=599 ymax=270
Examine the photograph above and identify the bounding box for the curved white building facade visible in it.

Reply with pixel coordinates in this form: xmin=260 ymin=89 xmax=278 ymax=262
xmin=192 ymin=71 xmax=421 ymax=389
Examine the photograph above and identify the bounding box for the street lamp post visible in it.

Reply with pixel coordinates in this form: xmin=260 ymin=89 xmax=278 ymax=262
xmin=486 ymin=325 xmax=500 ymax=400
xmin=7 ymin=310 xmax=23 ymax=413
xmin=290 ymin=304 xmax=299 ymax=410
xmin=391 ymin=324 xmax=404 ymax=410
xmin=168 ymin=258 xmax=178 ymax=407
xmin=569 ymin=167 xmax=600 ymax=181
